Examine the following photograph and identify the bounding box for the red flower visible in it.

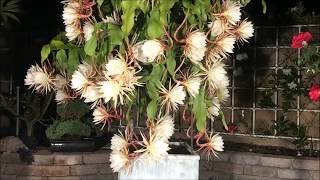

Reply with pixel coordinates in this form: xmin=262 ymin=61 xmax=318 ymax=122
xmin=291 ymin=32 xmax=312 ymax=49
xmin=227 ymin=123 xmax=237 ymax=134
xmin=309 ymin=84 xmax=320 ymax=102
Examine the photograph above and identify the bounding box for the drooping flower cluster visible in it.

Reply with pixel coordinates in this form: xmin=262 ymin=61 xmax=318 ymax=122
xmin=62 ymin=0 xmax=95 ymax=42
xmin=184 ymin=31 xmax=207 ymax=63
xmin=207 ymin=1 xmax=254 ymax=60
xmin=100 ymin=55 xmax=142 ymax=106
xmin=110 ymin=115 xmax=175 ymax=172
xmin=109 ymin=131 xmax=131 ymax=172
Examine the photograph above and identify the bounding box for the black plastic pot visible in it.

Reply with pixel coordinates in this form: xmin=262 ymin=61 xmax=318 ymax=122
xmin=49 ymin=139 xmax=95 ymax=152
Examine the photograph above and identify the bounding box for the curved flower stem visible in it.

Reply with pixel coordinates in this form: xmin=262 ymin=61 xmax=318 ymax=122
xmin=206 ymin=27 xmax=212 ymax=38
xmin=174 ymin=15 xmax=187 ymax=44
xmin=80 ymin=8 xmax=93 ymax=19
xmin=212 ymin=13 xmax=221 ymax=17
xmin=206 ymin=37 xmax=217 ymax=44
xmin=163 ymin=27 xmax=174 ymax=50
xmin=174 ymin=56 xmax=186 ymax=75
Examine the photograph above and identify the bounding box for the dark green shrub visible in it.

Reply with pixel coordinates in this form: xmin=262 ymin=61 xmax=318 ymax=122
xmin=46 ymin=119 xmax=91 ymax=140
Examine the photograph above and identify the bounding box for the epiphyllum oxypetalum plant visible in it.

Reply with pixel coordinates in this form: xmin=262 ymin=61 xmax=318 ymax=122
xmin=24 ymin=0 xmax=254 ymax=173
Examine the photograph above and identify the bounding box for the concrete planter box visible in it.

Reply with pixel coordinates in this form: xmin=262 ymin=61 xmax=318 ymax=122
xmin=118 ymin=154 xmax=200 ymax=180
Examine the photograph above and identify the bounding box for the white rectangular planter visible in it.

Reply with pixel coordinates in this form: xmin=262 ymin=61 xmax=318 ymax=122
xmin=118 ymin=154 xmax=200 ymax=180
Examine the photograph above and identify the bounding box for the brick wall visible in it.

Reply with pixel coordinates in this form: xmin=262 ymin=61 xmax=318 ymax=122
xmin=1 ymin=150 xmax=319 ymax=180
xmin=200 ymin=151 xmax=320 ymax=180
xmin=0 ymin=150 xmax=116 ymax=180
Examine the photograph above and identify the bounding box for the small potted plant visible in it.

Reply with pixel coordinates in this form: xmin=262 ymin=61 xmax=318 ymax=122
xmin=46 ymin=99 xmax=95 ymax=152
xmin=46 ymin=119 xmax=95 ymax=152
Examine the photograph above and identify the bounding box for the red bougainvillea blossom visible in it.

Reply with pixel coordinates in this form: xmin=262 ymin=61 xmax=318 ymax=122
xmin=291 ymin=32 xmax=312 ymax=49
xmin=227 ymin=123 xmax=237 ymax=134
xmin=308 ymin=84 xmax=320 ymax=102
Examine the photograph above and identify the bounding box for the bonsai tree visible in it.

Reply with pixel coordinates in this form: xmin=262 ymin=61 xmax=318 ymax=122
xmin=46 ymin=119 xmax=91 ymax=140
xmin=46 ymin=99 xmax=92 ymax=140
xmin=24 ymin=0 xmax=254 ymax=173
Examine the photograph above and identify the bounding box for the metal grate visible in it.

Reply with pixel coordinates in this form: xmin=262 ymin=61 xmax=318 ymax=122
xmin=220 ymin=24 xmax=320 ymax=141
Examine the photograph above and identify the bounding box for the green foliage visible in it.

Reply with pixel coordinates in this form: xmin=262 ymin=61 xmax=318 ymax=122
xmin=218 ymin=109 xmax=228 ymax=131
xmin=192 ymin=87 xmax=207 ymax=132
xmin=41 ymin=44 xmax=51 ymax=62
xmin=84 ymin=35 xmax=97 ymax=56
xmin=46 ymin=119 xmax=91 ymax=140
xmin=166 ymin=50 xmax=176 ymax=76
xmin=120 ymin=0 xmax=139 ymax=37
xmin=147 ymin=99 xmax=158 ymax=120
xmin=261 ymin=0 xmax=267 ymax=14
xmin=292 ymin=124 xmax=309 ymax=150
xmin=0 ymin=0 xmax=22 ymax=28
xmin=271 ymin=116 xmax=292 ymax=136
xmin=258 ymin=90 xmax=275 ymax=108
xmin=57 ymin=99 xmax=90 ymax=120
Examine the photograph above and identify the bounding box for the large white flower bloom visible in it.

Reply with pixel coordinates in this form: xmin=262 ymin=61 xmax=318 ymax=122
xmin=62 ymin=1 xmax=81 ymax=26
xmin=111 ymin=133 xmax=128 ymax=151
xmin=55 ymin=89 xmax=72 ymax=104
xmin=54 ymin=74 xmax=69 ymax=90
xmin=220 ymin=1 xmax=242 ymax=25
xmin=205 ymin=61 xmax=230 ymax=91
xmin=153 ymin=115 xmax=175 ymax=141
xmin=208 ymin=18 xmax=225 ymax=37
xmin=82 ymin=85 xmax=102 ymax=104
xmin=184 ymin=31 xmax=207 ymax=63
xmin=71 ymin=62 xmax=93 ymax=94
xmin=133 ymin=39 xmax=164 ymax=63
xmin=135 ymin=133 xmax=170 ymax=161
xmin=207 ymin=133 xmax=224 ymax=156
xmin=182 ymin=76 xmax=202 ymax=97
xmin=83 ymin=22 xmax=94 ymax=41
xmin=99 ymin=80 xmax=123 ymax=106
xmin=24 ymin=64 xmax=54 ymax=93
xmin=118 ymin=70 xmax=142 ymax=90
xmin=65 ymin=24 xmax=82 ymax=42
xmin=110 ymin=149 xmax=130 ymax=172
xmin=208 ymin=97 xmax=221 ymax=118
xmin=234 ymin=20 xmax=254 ymax=42
xmin=160 ymin=84 xmax=186 ymax=112
xmin=92 ymin=106 xmax=117 ymax=129
xmin=216 ymin=36 xmax=236 ymax=56
xmin=105 ymin=57 xmax=128 ymax=76
xmin=207 ymin=35 xmax=236 ymax=60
